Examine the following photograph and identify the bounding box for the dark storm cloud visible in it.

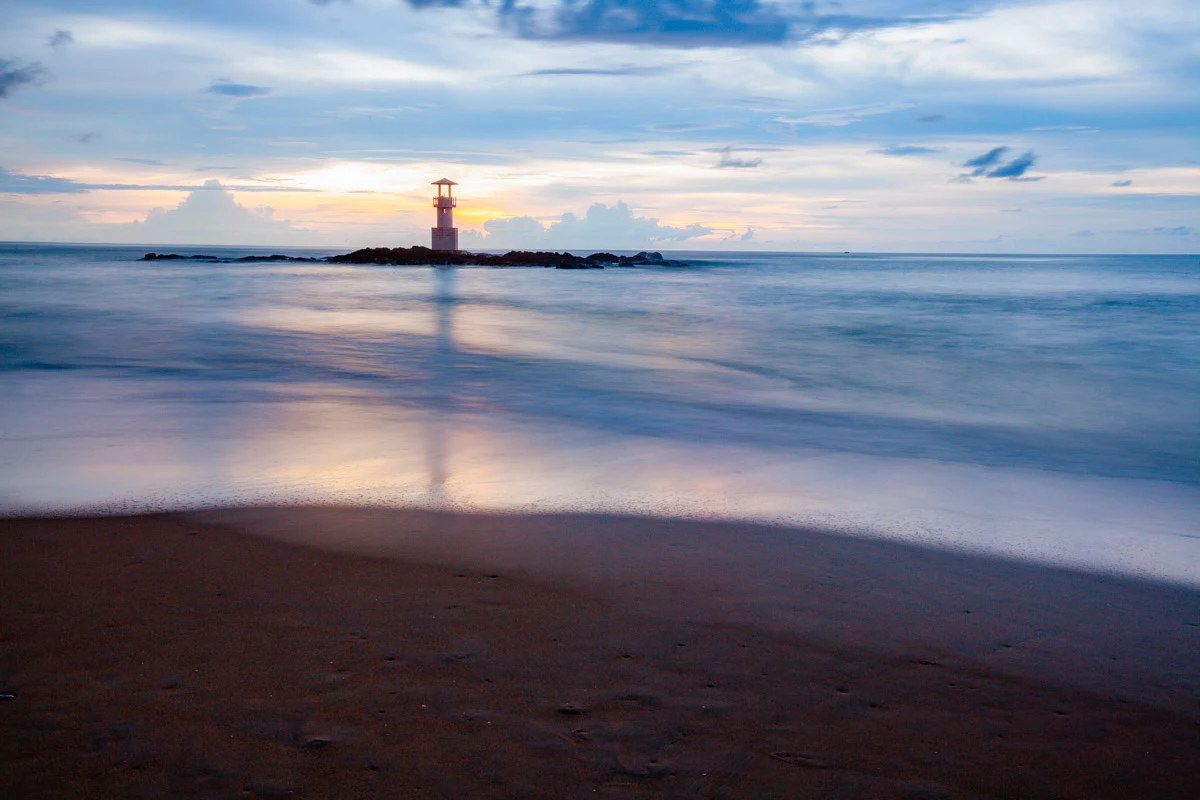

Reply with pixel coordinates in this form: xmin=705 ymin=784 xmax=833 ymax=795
xmin=508 ymin=0 xmax=789 ymax=46
xmin=874 ymin=144 xmax=940 ymax=156
xmin=398 ymin=0 xmax=963 ymax=47
xmin=206 ymin=81 xmax=273 ymax=97
xmin=0 ymin=59 xmax=45 ymax=99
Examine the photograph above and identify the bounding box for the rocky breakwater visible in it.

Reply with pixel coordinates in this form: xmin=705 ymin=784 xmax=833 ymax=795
xmin=326 ymin=247 xmax=685 ymax=269
xmin=140 ymin=248 xmax=687 ymax=268
xmin=142 ymin=253 xmax=320 ymax=263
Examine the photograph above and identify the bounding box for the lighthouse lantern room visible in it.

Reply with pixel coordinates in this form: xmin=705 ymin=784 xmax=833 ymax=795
xmin=431 ymin=178 xmax=459 ymax=252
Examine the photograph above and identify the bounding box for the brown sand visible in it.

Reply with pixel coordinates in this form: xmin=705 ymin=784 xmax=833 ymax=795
xmin=2 ymin=511 xmax=1198 ymax=799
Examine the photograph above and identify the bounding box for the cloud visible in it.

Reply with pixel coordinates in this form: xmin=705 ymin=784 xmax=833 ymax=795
xmin=0 ymin=59 xmax=45 ymax=99
xmin=48 ymin=30 xmax=74 ymax=49
xmin=0 ymin=167 xmax=88 ymax=195
xmin=963 ymin=146 xmax=1008 ymax=176
xmin=117 ymin=180 xmax=312 ymax=245
xmin=1112 ymin=179 xmax=1133 ymax=187
xmin=497 ymin=0 xmax=790 ymax=46
xmin=393 ymin=0 xmax=965 ymax=48
xmin=0 ymin=167 xmax=318 ymax=194
xmin=715 ymin=146 xmax=762 ymax=169
xmin=548 ymin=201 xmax=711 ymax=246
xmin=520 ymin=65 xmax=671 ymax=77
xmin=960 ymin=147 xmax=1041 ymax=181
xmin=775 ymin=103 xmax=910 ymax=128
xmin=116 ymin=158 xmax=166 ymax=166
xmin=468 ymin=201 xmax=711 ymax=249
xmin=915 ymin=114 xmax=945 ymax=123
xmin=986 ymin=151 xmax=1037 ymax=179
xmin=206 ymin=81 xmax=273 ymax=98
xmin=874 ymin=144 xmax=940 ymax=156
xmin=651 ymin=121 xmax=731 ymax=133
xmin=443 ymin=0 xmax=978 ymax=47
xmin=77 ymin=132 xmax=99 ymax=144
xmin=480 ymin=215 xmax=547 ymax=243
xmin=1143 ymin=225 xmax=1193 ymax=236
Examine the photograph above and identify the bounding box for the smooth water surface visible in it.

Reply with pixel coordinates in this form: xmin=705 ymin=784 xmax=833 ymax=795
xmin=2 ymin=243 xmax=1198 ymax=582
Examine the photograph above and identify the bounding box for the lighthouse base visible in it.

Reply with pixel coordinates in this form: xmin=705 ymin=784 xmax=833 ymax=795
xmin=431 ymin=227 xmax=459 ymax=252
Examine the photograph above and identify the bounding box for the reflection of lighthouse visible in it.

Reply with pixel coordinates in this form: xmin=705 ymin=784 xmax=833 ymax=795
xmin=431 ymin=178 xmax=458 ymax=252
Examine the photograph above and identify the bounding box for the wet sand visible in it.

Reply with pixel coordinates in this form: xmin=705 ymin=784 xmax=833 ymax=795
xmin=2 ymin=511 xmax=1198 ymax=799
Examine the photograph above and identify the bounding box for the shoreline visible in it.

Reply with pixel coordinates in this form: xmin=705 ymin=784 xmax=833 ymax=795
xmin=3 ymin=509 xmax=1198 ymax=798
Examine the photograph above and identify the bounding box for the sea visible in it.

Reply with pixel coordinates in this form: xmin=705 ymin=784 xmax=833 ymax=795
xmin=2 ymin=242 xmax=1198 ymax=585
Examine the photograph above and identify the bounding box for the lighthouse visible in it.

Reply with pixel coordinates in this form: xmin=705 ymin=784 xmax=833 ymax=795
xmin=431 ymin=178 xmax=458 ymax=252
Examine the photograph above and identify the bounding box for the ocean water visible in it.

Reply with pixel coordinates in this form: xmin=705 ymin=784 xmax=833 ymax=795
xmin=2 ymin=242 xmax=1198 ymax=583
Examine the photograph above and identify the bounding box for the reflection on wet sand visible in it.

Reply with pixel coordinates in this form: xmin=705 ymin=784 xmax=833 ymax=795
xmin=426 ymin=266 xmax=456 ymax=503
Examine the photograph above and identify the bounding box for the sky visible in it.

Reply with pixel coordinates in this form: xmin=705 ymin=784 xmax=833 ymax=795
xmin=0 ymin=0 xmax=1197 ymax=252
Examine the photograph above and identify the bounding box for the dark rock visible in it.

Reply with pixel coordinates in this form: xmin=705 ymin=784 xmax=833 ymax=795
xmin=141 ymin=253 xmax=220 ymax=261
xmin=141 ymin=253 xmax=319 ymax=263
xmin=144 ymin=246 xmax=689 ymax=268
xmin=327 ymin=246 xmax=688 ymax=269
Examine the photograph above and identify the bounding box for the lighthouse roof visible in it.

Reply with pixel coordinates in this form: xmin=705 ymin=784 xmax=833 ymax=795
xmin=432 ymin=178 xmax=458 ymax=185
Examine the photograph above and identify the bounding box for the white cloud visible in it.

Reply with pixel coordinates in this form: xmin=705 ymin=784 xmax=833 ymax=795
xmin=104 ymin=180 xmax=317 ymax=245
xmin=30 ymin=14 xmax=459 ymax=90
xmin=464 ymin=201 xmax=712 ymax=250
xmin=786 ymin=0 xmax=1199 ymax=94
xmin=774 ymin=102 xmax=913 ymax=128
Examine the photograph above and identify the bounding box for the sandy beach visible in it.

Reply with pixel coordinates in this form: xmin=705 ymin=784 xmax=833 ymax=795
xmin=2 ymin=509 xmax=1198 ymax=799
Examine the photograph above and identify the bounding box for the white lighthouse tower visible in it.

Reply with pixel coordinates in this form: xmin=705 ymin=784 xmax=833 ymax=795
xmin=431 ymin=178 xmax=458 ymax=252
